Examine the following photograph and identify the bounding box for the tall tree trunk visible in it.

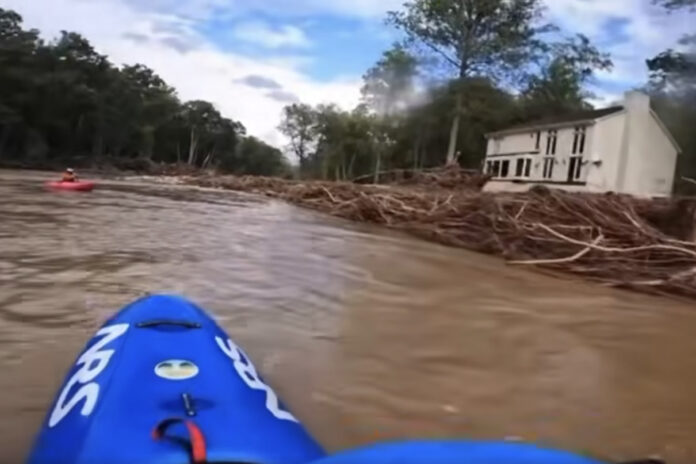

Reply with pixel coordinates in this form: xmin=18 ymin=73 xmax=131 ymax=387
xmin=373 ymin=150 xmax=382 ymax=184
xmin=446 ymin=90 xmax=463 ymax=165
xmin=202 ymin=147 xmax=216 ymax=169
xmin=141 ymin=127 xmax=154 ymax=160
xmin=412 ymin=133 xmax=422 ymax=171
xmin=347 ymin=153 xmax=357 ymax=179
xmin=187 ymin=127 xmax=198 ymax=166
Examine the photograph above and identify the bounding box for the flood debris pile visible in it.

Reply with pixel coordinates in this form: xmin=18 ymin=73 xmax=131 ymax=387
xmin=186 ymin=170 xmax=696 ymax=299
xmin=352 ymin=166 xmax=490 ymax=190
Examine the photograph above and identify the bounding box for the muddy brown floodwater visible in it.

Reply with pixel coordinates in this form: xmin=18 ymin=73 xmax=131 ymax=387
xmin=1 ymin=169 xmax=696 ymax=463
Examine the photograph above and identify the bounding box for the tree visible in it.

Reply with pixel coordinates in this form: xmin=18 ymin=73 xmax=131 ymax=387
xmin=653 ymin=0 xmax=696 ymax=10
xmin=647 ymin=0 xmax=696 ymax=191
xmin=223 ymin=136 xmax=290 ymax=177
xmin=0 ymin=8 xmax=266 ymax=175
xmin=278 ymin=103 xmax=316 ymax=174
xmin=391 ymin=77 xmax=519 ymax=170
xmin=647 ymin=37 xmax=696 ymax=189
xmin=361 ymin=44 xmax=418 ymax=116
xmin=522 ymin=34 xmax=612 ymax=118
xmin=647 ymin=39 xmax=696 ymax=93
xmin=181 ymin=100 xmax=221 ymax=166
xmin=361 ymin=44 xmax=417 ymax=183
xmin=388 ymin=0 xmax=550 ymax=164
xmin=361 ymin=45 xmax=418 ymax=182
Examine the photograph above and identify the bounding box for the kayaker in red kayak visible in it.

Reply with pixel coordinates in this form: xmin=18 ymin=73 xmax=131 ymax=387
xmin=46 ymin=169 xmax=95 ymax=191
xmin=61 ymin=168 xmax=78 ymax=183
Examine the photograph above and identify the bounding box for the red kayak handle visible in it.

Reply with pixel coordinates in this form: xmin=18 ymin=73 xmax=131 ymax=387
xmin=152 ymin=418 xmax=206 ymax=463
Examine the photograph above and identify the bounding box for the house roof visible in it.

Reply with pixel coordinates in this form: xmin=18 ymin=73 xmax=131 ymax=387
xmin=487 ymin=106 xmax=625 ymax=137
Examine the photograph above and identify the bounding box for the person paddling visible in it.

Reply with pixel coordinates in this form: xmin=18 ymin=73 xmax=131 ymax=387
xmin=61 ymin=168 xmax=77 ymax=183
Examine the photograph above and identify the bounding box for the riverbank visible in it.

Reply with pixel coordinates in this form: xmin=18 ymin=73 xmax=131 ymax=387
xmin=181 ymin=171 xmax=696 ymax=300
xmin=0 ymin=158 xmax=202 ymax=178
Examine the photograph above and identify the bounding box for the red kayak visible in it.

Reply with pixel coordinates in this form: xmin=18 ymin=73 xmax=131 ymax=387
xmin=45 ymin=180 xmax=96 ymax=192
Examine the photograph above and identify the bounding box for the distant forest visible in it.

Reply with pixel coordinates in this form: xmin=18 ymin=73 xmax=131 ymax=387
xmin=0 ymin=8 xmax=289 ymax=176
xmin=1 ymin=1 xmax=694 ymax=187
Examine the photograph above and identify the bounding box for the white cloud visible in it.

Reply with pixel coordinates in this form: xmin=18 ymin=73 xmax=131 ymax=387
xmin=121 ymin=0 xmax=404 ymax=20
xmin=545 ymin=0 xmax=696 ymax=91
xmin=3 ymin=0 xmax=362 ymax=149
xmin=231 ymin=21 xmax=311 ymax=49
xmin=5 ymin=0 xmax=693 ymax=148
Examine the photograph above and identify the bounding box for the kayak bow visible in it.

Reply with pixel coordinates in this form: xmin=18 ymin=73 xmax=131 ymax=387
xmin=45 ymin=180 xmax=96 ymax=192
xmin=28 ymin=294 xmax=623 ymax=464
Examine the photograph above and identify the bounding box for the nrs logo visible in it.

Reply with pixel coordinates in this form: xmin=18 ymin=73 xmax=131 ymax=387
xmin=48 ymin=324 xmax=129 ymax=427
xmin=216 ymin=337 xmax=297 ymax=423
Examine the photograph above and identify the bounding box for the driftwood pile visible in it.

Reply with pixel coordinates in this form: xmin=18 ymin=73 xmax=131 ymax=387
xmin=352 ymin=166 xmax=490 ymax=190
xmin=187 ymin=170 xmax=696 ymax=299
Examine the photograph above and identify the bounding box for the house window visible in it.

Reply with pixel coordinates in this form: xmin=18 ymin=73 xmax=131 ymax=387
xmin=515 ymin=158 xmax=532 ymax=178
xmin=546 ymin=130 xmax=558 ymax=155
xmin=492 ymin=160 xmax=501 ymax=177
xmin=572 ymin=126 xmax=587 ymax=155
xmin=568 ymin=156 xmax=583 ymax=182
xmin=486 ymin=161 xmax=493 ymax=175
xmin=515 ymin=158 xmax=524 ymax=177
xmin=535 ymin=131 xmax=541 ymax=151
xmin=543 ymin=157 xmax=555 ymax=179
xmin=501 ymin=160 xmax=510 ymax=178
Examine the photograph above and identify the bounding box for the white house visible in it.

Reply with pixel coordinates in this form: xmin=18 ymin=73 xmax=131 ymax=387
xmin=482 ymin=91 xmax=681 ymax=197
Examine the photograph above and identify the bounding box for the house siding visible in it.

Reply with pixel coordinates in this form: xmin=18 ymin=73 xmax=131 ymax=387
xmin=482 ymin=91 xmax=678 ymax=197
xmin=485 ymin=125 xmax=596 ymax=186
xmin=623 ymin=112 xmax=678 ymax=197
xmin=585 ymin=113 xmax=626 ymax=192
xmin=488 ymin=132 xmax=540 ymax=156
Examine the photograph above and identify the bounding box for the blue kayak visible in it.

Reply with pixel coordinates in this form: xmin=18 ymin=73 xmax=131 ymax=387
xmin=28 ymin=294 xmax=611 ymax=464
xmin=28 ymin=294 xmax=324 ymax=464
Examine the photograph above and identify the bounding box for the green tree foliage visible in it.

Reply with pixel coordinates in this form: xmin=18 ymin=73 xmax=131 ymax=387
xmin=648 ymin=0 xmax=696 ymax=189
xmin=220 ymin=136 xmax=290 ymax=177
xmin=0 ymin=8 xmax=286 ymax=175
xmin=278 ymin=103 xmax=316 ymax=173
xmin=1 ymin=4 xmax=624 ymax=184
xmin=653 ymin=0 xmax=696 ymax=10
xmin=278 ymin=1 xmax=609 ymax=181
xmin=521 ymin=35 xmax=613 ymax=118
xmin=278 ymin=76 xmax=521 ymax=180
xmin=388 ymin=0 xmax=552 ymax=164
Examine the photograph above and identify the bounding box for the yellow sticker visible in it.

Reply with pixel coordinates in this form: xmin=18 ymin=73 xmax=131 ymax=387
xmin=154 ymin=360 xmax=199 ymax=380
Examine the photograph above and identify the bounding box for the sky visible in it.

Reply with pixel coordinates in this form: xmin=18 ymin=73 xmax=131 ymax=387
xmin=3 ymin=0 xmax=694 ymax=149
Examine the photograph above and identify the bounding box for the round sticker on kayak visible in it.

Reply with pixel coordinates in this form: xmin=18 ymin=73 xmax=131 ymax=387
xmin=154 ymin=360 xmax=199 ymax=380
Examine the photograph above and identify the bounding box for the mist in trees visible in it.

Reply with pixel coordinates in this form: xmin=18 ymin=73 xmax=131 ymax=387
xmin=388 ymin=0 xmax=557 ymax=165
xmin=0 ymin=8 xmax=289 ymax=176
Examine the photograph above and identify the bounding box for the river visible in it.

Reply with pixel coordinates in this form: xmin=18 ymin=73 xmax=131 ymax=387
xmin=1 ymin=169 xmax=695 ymax=463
